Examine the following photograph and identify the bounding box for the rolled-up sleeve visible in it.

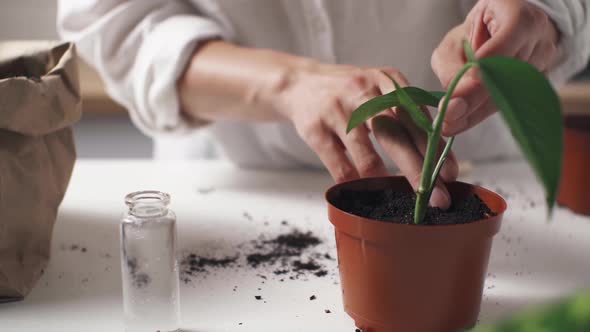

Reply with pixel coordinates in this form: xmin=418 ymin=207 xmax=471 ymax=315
xmin=57 ymin=0 xmax=230 ymax=135
xmin=527 ymin=0 xmax=590 ymax=84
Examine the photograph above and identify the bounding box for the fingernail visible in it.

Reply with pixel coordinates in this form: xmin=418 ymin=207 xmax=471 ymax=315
xmin=430 ymin=187 xmax=451 ymax=210
xmin=445 ymin=98 xmax=468 ymax=121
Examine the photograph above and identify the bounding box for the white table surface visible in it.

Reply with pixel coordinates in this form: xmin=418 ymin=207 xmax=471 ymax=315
xmin=1 ymin=160 xmax=589 ymax=332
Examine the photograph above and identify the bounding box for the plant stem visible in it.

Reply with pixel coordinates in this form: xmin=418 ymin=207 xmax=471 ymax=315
xmin=413 ymin=135 xmax=438 ymax=224
xmin=413 ymin=62 xmax=476 ymax=224
xmin=430 ymin=136 xmax=455 ymax=189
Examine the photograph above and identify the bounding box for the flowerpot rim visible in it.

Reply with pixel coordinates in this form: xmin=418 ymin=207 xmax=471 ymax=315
xmin=325 ymin=175 xmax=507 ymax=231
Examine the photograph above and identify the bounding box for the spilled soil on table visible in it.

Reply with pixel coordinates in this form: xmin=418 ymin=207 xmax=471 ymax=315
xmin=179 ymin=228 xmax=334 ymax=284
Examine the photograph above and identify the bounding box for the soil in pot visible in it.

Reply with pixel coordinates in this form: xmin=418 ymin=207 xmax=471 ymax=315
xmin=336 ymin=189 xmax=496 ymax=225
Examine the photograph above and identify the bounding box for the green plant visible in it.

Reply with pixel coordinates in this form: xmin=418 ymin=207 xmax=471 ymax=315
xmin=468 ymin=290 xmax=590 ymax=332
xmin=347 ymin=41 xmax=563 ymax=224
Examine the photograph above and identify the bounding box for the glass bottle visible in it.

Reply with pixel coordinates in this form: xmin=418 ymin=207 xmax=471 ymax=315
xmin=120 ymin=191 xmax=180 ymax=332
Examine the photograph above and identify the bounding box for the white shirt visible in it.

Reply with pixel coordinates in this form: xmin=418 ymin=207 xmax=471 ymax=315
xmin=57 ymin=0 xmax=590 ymax=169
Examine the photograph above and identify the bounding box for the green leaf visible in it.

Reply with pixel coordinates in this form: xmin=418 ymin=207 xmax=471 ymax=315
xmin=479 ymin=57 xmax=563 ymax=212
xmin=468 ymin=291 xmax=590 ymax=332
xmin=346 ymin=87 xmax=444 ymax=133
xmin=347 ymin=93 xmax=396 ymax=133
xmin=427 ymin=90 xmax=446 ymax=101
xmin=387 ymin=73 xmax=433 ymax=134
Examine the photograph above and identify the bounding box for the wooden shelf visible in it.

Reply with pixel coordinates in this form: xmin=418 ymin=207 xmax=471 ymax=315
xmin=77 ymin=56 xmax=589 ymax=116
xmin=560 ymin=81 xmax=590 ymax=114
xmin=6 ymin=40 xmax=590 ymax=117
xmin=78 ymin=59 xmax=127 ymax=116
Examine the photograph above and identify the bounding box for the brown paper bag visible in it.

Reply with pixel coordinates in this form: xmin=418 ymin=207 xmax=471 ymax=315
xmin=0 ymin=42 xmax=81 ymax=302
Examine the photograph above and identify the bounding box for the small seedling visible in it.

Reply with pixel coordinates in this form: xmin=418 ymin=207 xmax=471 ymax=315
xmin=347 ymin=41 xmax=563 ymax=224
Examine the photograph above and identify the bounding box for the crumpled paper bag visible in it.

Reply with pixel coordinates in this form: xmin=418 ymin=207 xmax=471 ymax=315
xmin=0 ymin=42 xmax=81 ymax=302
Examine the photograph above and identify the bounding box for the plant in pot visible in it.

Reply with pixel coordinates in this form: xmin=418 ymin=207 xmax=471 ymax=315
xmin=557 ymin=114 xmax=590 ymax=215
xmin=325 ymin=41 xmax=563 ymax=332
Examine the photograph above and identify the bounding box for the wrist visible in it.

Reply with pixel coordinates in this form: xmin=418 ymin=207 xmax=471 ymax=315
xmin=253 ymin=50 xmax=320 ymax=120
xmin=178 ymin=40 xmax=320 ymax=123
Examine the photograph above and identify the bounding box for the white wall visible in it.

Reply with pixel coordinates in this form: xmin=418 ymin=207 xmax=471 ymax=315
xmin=0 ymin=0 xmax=153 ymax=158
xmin=0 ymin=0 xmax=59 ymax=40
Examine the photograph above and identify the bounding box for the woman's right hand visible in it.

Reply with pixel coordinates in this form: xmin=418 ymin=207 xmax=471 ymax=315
xmin=273 ymin=63 xmax=459 ymax=209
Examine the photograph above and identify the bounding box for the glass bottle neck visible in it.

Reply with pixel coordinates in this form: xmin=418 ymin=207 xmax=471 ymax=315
xmin=125 ymin=191 xmax=170 ymax=218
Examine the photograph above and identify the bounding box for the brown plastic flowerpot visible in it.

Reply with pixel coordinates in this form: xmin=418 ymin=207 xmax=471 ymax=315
xmin=325 ymin=176 xmax=506 ymax=332
xmin=557 ymin=115 xmax=590 ymax=215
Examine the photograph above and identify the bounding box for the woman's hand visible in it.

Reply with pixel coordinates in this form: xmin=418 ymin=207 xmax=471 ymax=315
xmin=431 ymin=0 xmax=559 ymax=137
xmin=180 ymin=42 xmax=457 ymax=208
xmin=274 ymin=64 xmax=458 ymax=208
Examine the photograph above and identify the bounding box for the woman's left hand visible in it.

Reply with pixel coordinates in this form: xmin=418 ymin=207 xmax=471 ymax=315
xmin=431 ymin=0 xmax=560 ymax=137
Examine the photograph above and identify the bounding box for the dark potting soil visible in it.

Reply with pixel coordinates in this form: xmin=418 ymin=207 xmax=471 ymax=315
xmin=245 ymin=230 xmax=327 ymax=278
xmin=335 ymin=189 xmax=495 ymax=225
xmin=181 ymin=254 xmax=238 ymax=273
xmin=179 ymin=228 xmax=331 ymax=284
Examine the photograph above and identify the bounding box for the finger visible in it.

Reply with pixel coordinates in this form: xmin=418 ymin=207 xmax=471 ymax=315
xmin=327 ymin=98 xmax=388 ymax=178
xmin=476 ymin=9 xmax=518 ymax=57
xmin=442 ymin=97 xmax=497 ymax=136
xmin=469 ymin=2 xmax=490 ymax=51
xmin=431 ymin=178 xmax=453 ymax=212
xmin=341 ymin=124 xmax=389 ymax=178
xmin=304 ymin=125 xmax=359 ymax=183
xmin=515 ymin=42 xmax=536 ymax=62
xmin=476 ymin=5 xmax=536 ymax=58
xmin=528 ymin=41 xmax=557 ymax=72
xmin=372 ymin=115 xmax=451 ymax=209
xmin=443 ymin=75 xmax=489 ymax=124
xmin=431 ymin=26 xmax=467 ymax=89
xmin=376 ymin=67 xmax=409 ymax=93
xmin=475 ymin=28 xmax=523 ymax=58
